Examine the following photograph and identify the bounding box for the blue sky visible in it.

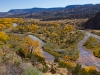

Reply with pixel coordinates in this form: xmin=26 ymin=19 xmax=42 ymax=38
xmin=0 ymin=0 xmax=100 ymax=12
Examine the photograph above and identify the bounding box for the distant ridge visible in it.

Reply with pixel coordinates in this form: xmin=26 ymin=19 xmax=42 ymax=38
xmin=65 ymin=4 xmax=94 ymax=9
xmin=8 ymin=4 xmax=94 ymax=14
xmin=0 ymin=3 xmax=100 ymax=20
xmin=8 ymin=7 xmax=64 ymax=14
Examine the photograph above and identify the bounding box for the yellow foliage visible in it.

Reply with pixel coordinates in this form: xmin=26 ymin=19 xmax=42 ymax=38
xmin=60 ymin=60 xmax=76 ymax=67
xmin=51 ymin=26 xmax=54 ymax=29
xmin=22 ymin=36 xmax=42 ymax=57
xmin=51 ymin=32 xmax=58 ymax=37
xmin=90 ymin=66 xmax=96 ymax=71
xmin=64 ymin=55 xmax=74 ymax=60
xmin=34 ymin=47 xmax=43 ymax=57
xmin=66 ymin=61 xmax=76 ymax=67
xmin=0 ymin=24 xmax=6 ymax=30
xmin=84 ymin=66 xmax=90 ymax=72
xmin=0 ymin=18 xmax=19 ymax=30
xmin=54 ymin=22 xmax=60 ymax=26
xmin=84 ymin=66 xmax=96 ymax=72
xmin=0 ymin=32 xmax=8 ymax=43
xmin=43 ymin=26 xmax=47 ymax=32
xmin=8 ymin=44 xmax=12 ymax=48
xmin=13 ymin=24 xmax=38 ymax=33
xmin=64 ymin=25 xmax=74 ymax=32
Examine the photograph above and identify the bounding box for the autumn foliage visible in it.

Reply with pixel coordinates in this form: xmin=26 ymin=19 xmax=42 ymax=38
xmin=0 ymin=18 xmax=18 ymax=31
xmin=12 ymin=24 xmax=38 ymax=33
xmin=0 ymin=32 xmax=8 ymax=43
xmin=59 ymin=60 xmax=76 ymax=69
xmin=84 ymin=66 xmax=96 ymax=72
xmin=22 ymin=36 xmax=43 ymax=57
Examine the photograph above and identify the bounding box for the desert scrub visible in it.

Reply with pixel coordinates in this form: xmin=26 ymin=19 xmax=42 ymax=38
xmin=22 ymin=64 xmax=43 ymax=75
xmin=63 ymin=44 xmax=79 ymax=61
xmin=13 ymin=55 xmax=22 ymax=66
xmin=4 ymin=52 xmax=22 ymax=66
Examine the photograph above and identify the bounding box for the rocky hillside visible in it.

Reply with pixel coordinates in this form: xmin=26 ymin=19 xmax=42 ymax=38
xmin=83 ymin=12 xmax=100 ymax=29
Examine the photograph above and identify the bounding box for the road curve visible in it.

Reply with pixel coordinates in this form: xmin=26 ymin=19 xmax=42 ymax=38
xmin=76 ymin=30 xmax=100 ymax=71
xmin=12 ymin=23 xmax=55 ymax=62
xmin=28 ymin=35 xmax=55 ymax=62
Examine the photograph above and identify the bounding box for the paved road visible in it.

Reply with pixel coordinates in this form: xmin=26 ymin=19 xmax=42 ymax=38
xmin=76 ymin=30 xmax=100 ymax=71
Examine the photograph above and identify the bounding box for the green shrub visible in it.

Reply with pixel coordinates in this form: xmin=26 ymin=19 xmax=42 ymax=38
xmin=84 ymin=36 xmax=100 ymax=58
xmin=34 ymin=55 xmax=45 ymax=63
xmin=93 ymin=49 xmax=100 ymax=58
xmin=54 ymin=57 xmax=59 ymax=62
xmin=84 ymin=36 xmax=100 ymax=49
xmin=26 ymin=53 xmax=33 ymax=58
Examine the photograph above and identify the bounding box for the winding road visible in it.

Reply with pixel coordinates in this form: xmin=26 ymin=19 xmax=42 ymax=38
xmin=12 ymin=23 xmax=100 ymax=70
xmin=28 ymin=31 xmax=100 ymax=70
xmin=76 ymin=30 xmax=100 ymax=71
xmin=12 ymin=23 xmax=55 ymax=62
xmin=28 ymin=35 xmax=55 ymax=62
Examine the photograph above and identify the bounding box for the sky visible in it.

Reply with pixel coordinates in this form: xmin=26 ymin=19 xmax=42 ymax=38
xmin=0 ymin=0 xmax=100 ymax=12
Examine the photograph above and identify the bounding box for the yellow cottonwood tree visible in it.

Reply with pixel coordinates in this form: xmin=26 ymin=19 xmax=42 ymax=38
xmin=22 ymin=36 xmax=43 ymax=57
